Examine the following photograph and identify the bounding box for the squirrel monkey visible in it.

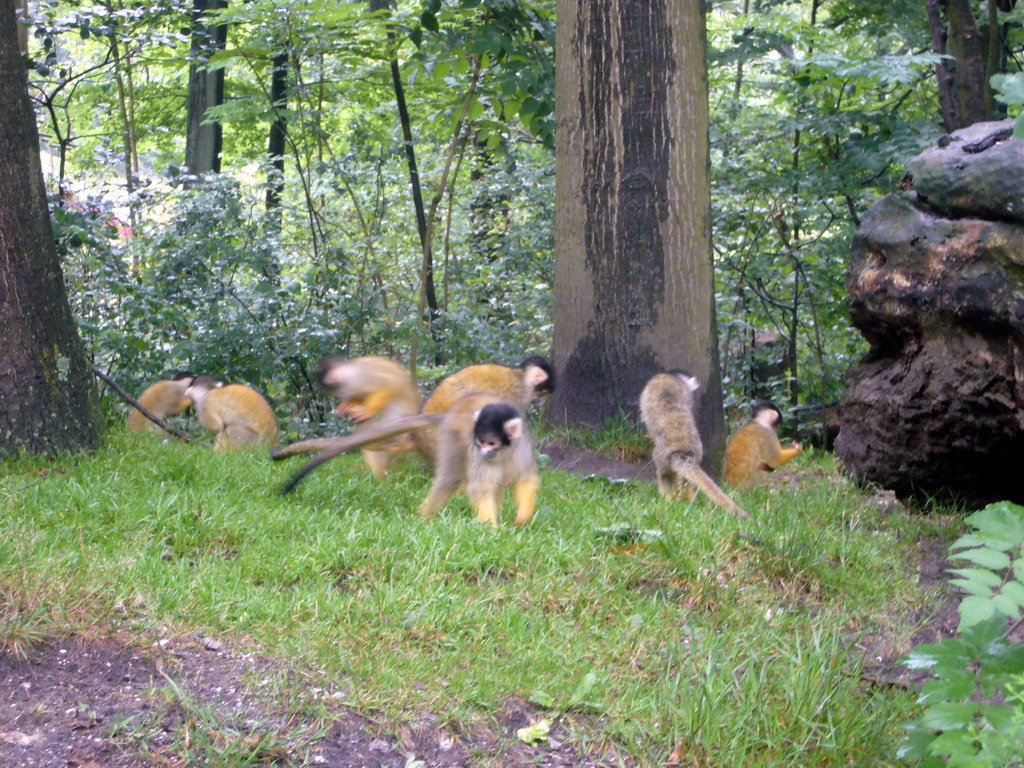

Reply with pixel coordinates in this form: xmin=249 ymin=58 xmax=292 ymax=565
xmin=421 ymin=394 xmax=539 ymax=527
xmin=271 ymin=355 xmax=554 ymax=470
xmin=639 ymin=372 xmax=748 ymax=519
xmin=724 ymin=401 xmax=802 ymax=489
xmin=279 ymin=394 xmax=540 ymax=527
xmin=184 ymin=375 xmax=279 ymax=451
xmin=318 ymin=355 xmax=421 ymax=479
xmin=416 ymin=356 xmax=555 ymax=463
xmin=127 ymin=372 xmax=195 ymax=433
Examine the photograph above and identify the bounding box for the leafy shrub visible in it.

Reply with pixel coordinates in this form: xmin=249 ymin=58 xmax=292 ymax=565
xmin=900 ymin=501 xmax=1024 ymax=767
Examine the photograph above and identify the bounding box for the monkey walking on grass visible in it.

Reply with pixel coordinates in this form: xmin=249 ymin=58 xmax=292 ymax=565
xmin=276 ymin=392 xmax=540 ymax=527
xmin=271 ymin=355 xmax=554 ymax=474
xmin=639 ymin=371 xmax=748 ymax=519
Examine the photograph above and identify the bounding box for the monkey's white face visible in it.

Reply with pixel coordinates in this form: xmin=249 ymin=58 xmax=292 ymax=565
xmin=755 ymin=408 xmax=781 ymax=429
xmin=475 ymin=438 xmax=504 ymax=460
xmin=184 ymin=381 xmax=220 ymax=407
xmin=675 ymin=374 xmax=700 ymax=392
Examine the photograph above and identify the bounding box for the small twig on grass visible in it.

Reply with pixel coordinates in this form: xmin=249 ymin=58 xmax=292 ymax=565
xmin=89 ymin=362 xmax=197 ymax=442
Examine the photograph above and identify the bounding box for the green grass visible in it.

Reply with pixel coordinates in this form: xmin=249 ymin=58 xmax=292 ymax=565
xmin=0 ymin=432 xmax=962 ymax=765
xmin=537 ymin=412 xmax=653 ymax=462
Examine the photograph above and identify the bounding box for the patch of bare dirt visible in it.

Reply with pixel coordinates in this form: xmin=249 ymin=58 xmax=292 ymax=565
xmin=541 ymin=441 xmax=654 ymax=482
xmin=0 ymin=634 xmax=624 ymax=767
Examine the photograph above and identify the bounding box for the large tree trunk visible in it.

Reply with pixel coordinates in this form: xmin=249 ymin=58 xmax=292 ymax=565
xmin=550 ymin=0 xmax=726 ymax=467
xmin=0 ymin=3 xmax=102 ymax=454
xmin=184 ymin=0 xmax=227 ymax=178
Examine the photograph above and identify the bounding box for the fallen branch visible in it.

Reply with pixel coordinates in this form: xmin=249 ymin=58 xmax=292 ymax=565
xmin=89 ymin=362 xmax=197 ymax=443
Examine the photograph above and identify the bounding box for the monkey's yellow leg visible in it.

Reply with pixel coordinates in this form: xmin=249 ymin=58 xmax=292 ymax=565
xmin=469 ymin=488 xmax=502 ymax=528
xmin=362 ymin=449 xmax=394 ymax=480
xmin=512 ymin=477 xmax=539 ymax=526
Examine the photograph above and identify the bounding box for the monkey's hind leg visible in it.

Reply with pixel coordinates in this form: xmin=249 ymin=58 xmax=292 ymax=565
xmin=468 ymin=485 xmax=503 ymax=528
xmin=362 ymin=449 xmax=394 ymax=481
xmin=419 ymin=477 xmax=462 ymax=520
xmin=512 ymin=476 xmax=539 ymax=526
xmin=654 ymin=457 xmax=678 ymax=501
xmin=219 ymin=424 xmax=260 ymax=451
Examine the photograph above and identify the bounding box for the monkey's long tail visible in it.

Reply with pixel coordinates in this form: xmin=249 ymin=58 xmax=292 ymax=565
xmin=671 ymin=455 xmax=750 ymax=519
xmin=274 ymin=414 xmax=442 ymax=494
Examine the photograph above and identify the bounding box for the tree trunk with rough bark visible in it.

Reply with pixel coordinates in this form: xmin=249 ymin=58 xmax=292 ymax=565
xmin=927 ymin=0 xmax=992 ymax=131
xmin=184 ymin=0 xmax=227 ymax=178
xmin=0 ymin=3 xmax=102 ymax=455
xmin=550 ymin=0 xmax=726 ymax=467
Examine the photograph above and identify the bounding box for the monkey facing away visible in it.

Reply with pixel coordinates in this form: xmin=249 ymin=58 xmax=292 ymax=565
xmin=271 ymin=355 xmax=555 ymax=471
xmin=415 ymin=356 xmax=554 ymax=463
xmin=184 ymin=375 xmax=279 ymax=451
xmin=724 ymin=401 xmax=802 ymax=490
xmin=278 ymin=393 xmax=540 ymax=527
xmin=127 ymin=372 xmax=195 ymax=433
xmin=318 ymin=355 xmax=421 ymax=479
xmin=639 ymin=372 xmax=748 ymax=519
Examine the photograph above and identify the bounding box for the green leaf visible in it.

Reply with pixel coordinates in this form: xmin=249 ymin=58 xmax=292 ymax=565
xmin=951 ymin=547 xmax=1012 ymax=570
xmin=1003 ymin=579 xmax=1024 ymax=604
xmin=528 ymin=689 xmax=555 ymax=708
xmin=567 ymin=671 xmax=598 ymax=709
xmin=420 ymin=11 xmax=439 ymax=32
xmin=980 ymin=702 xmax=1020 ymax=730
xmin=965 ymin=502 xmax=1024 ymax=544
xmin=950 ymin=567 xmax=1004 ymax=590
xmin=926 ymin=729 xmax=980 ymax=762
xmin=991 ymin=592 xmax=1023 ymax=618
xmin=903 ymin=640 xmax=972 ymax=671
xmin=918 ymin=702 xmax=980 ymax=731
xmin=516 ymin=719 xmax=551 ymax=745
xmin=958 ymin=596 xmax=998 ymax=631
xmin=918 ymin=673 xmax=976 ymax=705
xmin=898 ymin=723 xmax=936 ymax=760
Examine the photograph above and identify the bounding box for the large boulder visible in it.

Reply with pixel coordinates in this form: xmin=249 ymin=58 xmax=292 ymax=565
xmin=835 ymin=120 xmax=1024 ymax=506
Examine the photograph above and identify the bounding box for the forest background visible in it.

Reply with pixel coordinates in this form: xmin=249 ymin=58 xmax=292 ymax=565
xmin=19 ymin=0 xmax=1024 ymax=434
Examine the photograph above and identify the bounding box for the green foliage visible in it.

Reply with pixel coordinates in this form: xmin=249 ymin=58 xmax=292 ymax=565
xmin=991 ymin=72 xmax=1024 ymax=138
xmin=900 ymin=502 xmax=1024 ymax=767
xmin=24 ymin=0 xmax=1024 ymax=431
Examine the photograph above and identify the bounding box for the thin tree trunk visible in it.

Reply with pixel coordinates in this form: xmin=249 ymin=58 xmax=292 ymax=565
xmin=105 ymin=5 xmax=139 ymax=233
xmin=15 ymin=0 xmax=27 ymax=54
xmin=185 ymin=0 xmax=228 ymax=178
xmin=926 ymin=0 xmax=959 ymax=131
xmin=266 ymin=49 xmax=288 ymax=213
xmin=0 ymin=2 xmax=103 ymax=453
xmin=370 ymin=0 xmax=441 ymax=365
xmin=946 ymin=0 xmax=990 ymax=124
